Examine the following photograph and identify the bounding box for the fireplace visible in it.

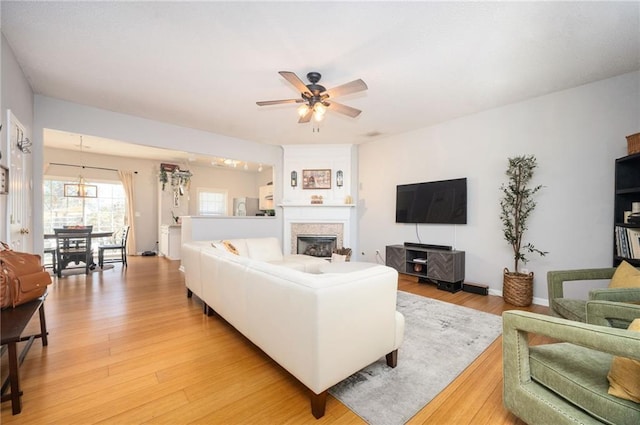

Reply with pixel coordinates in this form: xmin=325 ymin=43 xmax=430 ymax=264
xmin=297 ymin=235 xmax=337 ymax=258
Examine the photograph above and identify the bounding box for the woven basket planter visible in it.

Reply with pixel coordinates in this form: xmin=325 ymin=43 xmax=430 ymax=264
xmin=503 ymin=268 xmax=533 ymax=307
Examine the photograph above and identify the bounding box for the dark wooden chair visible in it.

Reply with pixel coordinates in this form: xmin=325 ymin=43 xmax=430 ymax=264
xmin=43 ymin=246 xmax=57 ymax=274
xmin=54 ymin=228 xmax=93 ymax=277
xmin=98 ymin=225 xmax=129 ymax=268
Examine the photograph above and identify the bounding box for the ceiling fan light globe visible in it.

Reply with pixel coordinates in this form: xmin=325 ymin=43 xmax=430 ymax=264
xmin=313 ymin=111 xmax=325 ymax=122
xmin=297 ymin=105 xmax=310 ymax=117
xmin=314 ymin=103 xmax=326 ymax=115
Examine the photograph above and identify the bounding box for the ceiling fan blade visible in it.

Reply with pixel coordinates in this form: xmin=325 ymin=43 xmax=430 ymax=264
xmin=279 ymin=71 xmax=311 ymax=95
xmin=256 ymin=99 xmax=304 ymax=106
xmin=326 ymin=101 xmax=362 ymax=118
xmin=324 ymin=79 xmax=368 ymax=99
xmin=298 ymin=108 xmax=313 ymax=123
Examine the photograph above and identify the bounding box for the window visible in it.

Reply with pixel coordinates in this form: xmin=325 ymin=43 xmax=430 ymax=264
xmin=43 ymin=178 xmax=126 ymax=233
xmin=198 ymin=188 xmax=227 ymax=216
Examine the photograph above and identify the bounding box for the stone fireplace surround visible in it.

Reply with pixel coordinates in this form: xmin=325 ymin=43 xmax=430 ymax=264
xmin=292 ymin=224 xmax=343 ymax=257
xmin=282 ymin=205 xmax=354 ymax=256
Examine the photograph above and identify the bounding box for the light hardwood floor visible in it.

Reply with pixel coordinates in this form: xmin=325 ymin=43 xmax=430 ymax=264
xmin=1 ymin=256 xmax=548 ymax=424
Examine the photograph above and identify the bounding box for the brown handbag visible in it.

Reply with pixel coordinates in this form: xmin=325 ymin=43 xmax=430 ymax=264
xmin=0 ymin=242 xmax=52 ymax=309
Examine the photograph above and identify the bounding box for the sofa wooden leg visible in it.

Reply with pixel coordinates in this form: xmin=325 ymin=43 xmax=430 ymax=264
xmin=310 ymin=390 xmax=327 ymax=419
xmin=386 ymin=349 xmax=398 ymax=368
xmin=186 ymin=288 xmax=193 ymax=298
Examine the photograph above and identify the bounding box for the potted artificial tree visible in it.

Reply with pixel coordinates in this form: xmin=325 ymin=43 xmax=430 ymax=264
xmin=500 ymin=155 xmax=548 ymax=306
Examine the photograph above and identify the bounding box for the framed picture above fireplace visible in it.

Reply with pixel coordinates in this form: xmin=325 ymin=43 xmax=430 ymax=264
xmin=302 ymin=169 xmax=331 ymax=189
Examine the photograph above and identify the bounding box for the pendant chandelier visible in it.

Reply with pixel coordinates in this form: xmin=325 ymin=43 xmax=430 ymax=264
xmin=64 ymin=136 xmax=98 ymax=198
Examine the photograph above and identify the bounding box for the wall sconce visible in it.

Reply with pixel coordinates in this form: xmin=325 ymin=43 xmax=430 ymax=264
xmin=291 ymin=171 xmax=297 ymax=187
xmin=336 ymin=170 xmax=344 ymax=187
xmin=16 ymin=128 xmax=32 ymax=154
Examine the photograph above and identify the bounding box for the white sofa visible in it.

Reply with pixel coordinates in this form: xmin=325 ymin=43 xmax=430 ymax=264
xmin=180 ymin=237 xmax=405 ymax=418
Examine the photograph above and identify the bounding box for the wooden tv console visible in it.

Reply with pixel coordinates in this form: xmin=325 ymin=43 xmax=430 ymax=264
xmin=385 ymin=244 xmax=465 ymax=292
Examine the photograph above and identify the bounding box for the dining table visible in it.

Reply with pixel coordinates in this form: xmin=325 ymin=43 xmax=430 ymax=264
xmin=44 ymin=231 xmax=114 ymax=240
xmin=43 ymin=231 xmax=114 ymax=273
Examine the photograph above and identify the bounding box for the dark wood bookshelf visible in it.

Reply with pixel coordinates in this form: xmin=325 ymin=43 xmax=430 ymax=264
xmin=613 ymin=152 xmax=640 ymax=266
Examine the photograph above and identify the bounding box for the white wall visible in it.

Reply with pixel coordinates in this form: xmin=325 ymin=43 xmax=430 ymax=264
xmin=282 ymin=144 xmax=355 ymax=205
xmin=32 ymin=96 xmax=284 ymax=254
xmin=1 ymin=34 xmax=34 ymax=245
xmin=358 ymin=71 xmax=640 ymax=304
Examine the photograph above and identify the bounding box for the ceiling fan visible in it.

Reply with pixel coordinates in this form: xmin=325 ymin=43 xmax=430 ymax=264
xmin=256 ymin=71 xmax=368 ymax=123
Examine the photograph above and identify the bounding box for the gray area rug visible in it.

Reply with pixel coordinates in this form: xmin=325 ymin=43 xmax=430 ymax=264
xmin=329 ymin=290 xmax=503 ymax=425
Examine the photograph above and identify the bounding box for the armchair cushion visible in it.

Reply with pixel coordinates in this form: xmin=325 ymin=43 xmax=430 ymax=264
xmin=553 ymin=298 xmax=587 ymax=322
xmin=608 ymin=318 xmax=640 ymax=403
xmin=610 ymin=261 xmax=640 ymax=288
xmin=530 ymin=343 xmax=633 ymax=425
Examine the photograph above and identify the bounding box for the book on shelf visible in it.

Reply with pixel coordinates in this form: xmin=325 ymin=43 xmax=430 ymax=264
xmin=615 ymin=226 xmax=640 ymax=260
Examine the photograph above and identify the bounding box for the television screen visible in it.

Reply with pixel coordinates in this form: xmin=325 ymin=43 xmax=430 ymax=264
xmin=396 ymin=178 xmax=467 ymax=224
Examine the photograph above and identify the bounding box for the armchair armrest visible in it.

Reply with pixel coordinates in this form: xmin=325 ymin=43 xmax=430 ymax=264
xmin=547 ymin=268 xmax=616 ymax=312
xmin=503 ymin=310 xmax=640 ymax=359
xmin=586 ymin=300 xmax=640 ymax=327
xmin=589 ymin=286 xmax=640 ymax=302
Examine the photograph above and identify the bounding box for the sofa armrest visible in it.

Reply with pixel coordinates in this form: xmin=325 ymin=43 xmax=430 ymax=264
xmin=547 ymin=268 xmax=616 ymax=311
xmin=586 ymin=300 xmax=640 ymax=327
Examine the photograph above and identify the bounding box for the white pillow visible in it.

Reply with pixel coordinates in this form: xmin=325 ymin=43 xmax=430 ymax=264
xmin=245 ymin=237 xmax=284 ymax=262
xmin=331 ymin=253 xmax=347 ymax=262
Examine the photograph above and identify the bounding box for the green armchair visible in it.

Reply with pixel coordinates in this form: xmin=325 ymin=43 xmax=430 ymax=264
xmin=503 ymin=305 xmax=640 ymax=425
xmin=547 ymin=267 xmax=640 ymax=327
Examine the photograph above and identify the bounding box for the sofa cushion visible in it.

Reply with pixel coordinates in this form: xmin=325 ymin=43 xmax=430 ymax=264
xmin=609 ymin=261 xmax=640 ymax=288
xmin=552 ymin=298 xmax=587 ymax=322
xmin=245 ymin=237 xmax=284 ymax=262
xmin=607 ymin=318 xmax=640 ymax=403
xmin=281 ymin=254 xmax=328 ymax=273
xmin=530 ymin=342 xmax=640 ymax=425
xmin=268 ymin=260 xmax=306 ymax=271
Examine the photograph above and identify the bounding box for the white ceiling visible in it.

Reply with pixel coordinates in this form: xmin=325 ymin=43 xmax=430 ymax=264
xmin=2 ymin=1 xmax=639 ymax=160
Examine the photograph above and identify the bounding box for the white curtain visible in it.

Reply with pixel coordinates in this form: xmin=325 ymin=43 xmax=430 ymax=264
xmin=118 ymin=170 xmax=137 ymax=255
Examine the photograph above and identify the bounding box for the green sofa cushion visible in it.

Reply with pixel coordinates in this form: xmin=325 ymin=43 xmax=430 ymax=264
xmin=530 ymin=343 xmax=640 ymax=425
xmin=553 ymin=298 xmax=587 ymax=322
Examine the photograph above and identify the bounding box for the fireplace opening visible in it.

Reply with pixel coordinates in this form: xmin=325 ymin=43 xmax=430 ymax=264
xmin=297 ymin=235 xmax=337 ymax=258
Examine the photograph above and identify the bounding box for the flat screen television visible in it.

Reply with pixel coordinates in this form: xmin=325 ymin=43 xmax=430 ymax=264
xmin=396 ymin=178 xmax=467 ymax=224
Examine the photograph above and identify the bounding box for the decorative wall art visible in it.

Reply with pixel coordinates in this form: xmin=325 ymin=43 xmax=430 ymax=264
xmin=302 ymin=169 xmax=331 ymax=189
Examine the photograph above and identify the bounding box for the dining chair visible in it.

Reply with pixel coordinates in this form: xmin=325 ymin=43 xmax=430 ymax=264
xmin=98 ymin=225 xmax=130 ymax=268
xmin=43 ymin=245 xmax=57 ymax=274
xmin=54 ymin=228 xmax=93 ymax=277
